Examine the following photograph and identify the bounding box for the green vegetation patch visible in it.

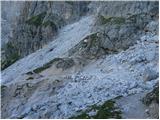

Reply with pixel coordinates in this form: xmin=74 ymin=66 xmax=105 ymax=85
xmin=26 ymin=12 xmax=46 ymax=27
xmin=99 ymin=15 xmax=113 ymax=25
xmin=65 ymin=1 xmax=75 ymax=5
xmin=42 ymin=20 xmax=56 ymax=27
xmin=113 ymin=17 xmax=126 ymax=25
xmin=26 ymin=57 xmax=75 ymax=74
xmin=1 ymin=85 xmax=7 ymax=97
xmin=42 ymin=20 xmax=58 ymax=31
xmin=99 ymin=15 xmax=125 ymax=25
xmin=1 ymin=85 xmax=7 ymax=91
xmin=26 ymin=57 xmax=73 ymax=74
xmin=1 ymin=42 xmax=20 ymax=70
xmin=71 ymin=112 xmax=90 ymax=119
xmin=70 ymin=100 xmax=122 ymax=119
xmin=26 ymin=71 xmax=34 ymax=75
xmin=32 ymin=58 xmax=62 ymax=73
xmin=26 ymin=77 xmax=34 ymax=80
xmin=26 ymin=12 xmax=58 ymax=30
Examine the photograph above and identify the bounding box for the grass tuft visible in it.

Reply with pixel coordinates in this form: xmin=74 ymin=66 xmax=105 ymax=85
xmin=1 ymin=42 xmax=20 ymax=70
xmin=99 ymin=15 xmax=125 ymax=25
xmin=70 ymin=99 xmax=122 ymax=119
xmin=26 ymin=12 xmax=46 ymax=27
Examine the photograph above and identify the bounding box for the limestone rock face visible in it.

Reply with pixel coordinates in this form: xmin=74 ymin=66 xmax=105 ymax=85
xmin=2 ymin=1 xmax=90 ymax=70
xmin=70 ymin=1 xmax=159 ymax=62
xmin=68 ymin=1 xmax=158 ymax=59
xmin=1 ymin=1 xmax=24 ymax=47
xmin=90 ymin=1 xmax=158 ymax=18
xmin=90 ymin=1 xmax=158 ymax=53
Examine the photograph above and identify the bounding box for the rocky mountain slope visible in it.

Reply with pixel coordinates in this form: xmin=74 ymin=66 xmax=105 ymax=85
xmin=1 ymin=1 xmax=90 ymax=70
xmin=1 ymin=1 xmax=159 ymax=119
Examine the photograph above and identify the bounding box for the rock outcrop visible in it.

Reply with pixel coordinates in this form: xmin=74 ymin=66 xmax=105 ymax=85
xmin=143 ymin=84 xmax=159 ymax=118
xmin=91 ymin=1 xmax=158 ymax=52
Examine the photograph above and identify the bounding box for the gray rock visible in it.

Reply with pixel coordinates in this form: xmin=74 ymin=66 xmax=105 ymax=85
xmin=56 ymin=58 xmax=75 ymax=70
xmin=143 ymin=84 xmax=159 ymax=119
xmin=145 ymin=21 xmax=159 ymax=34
xmin=142 ymin=67 xmax=158 ymax=81
xmin=91 ymin=1 xmax=158 ymax=54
